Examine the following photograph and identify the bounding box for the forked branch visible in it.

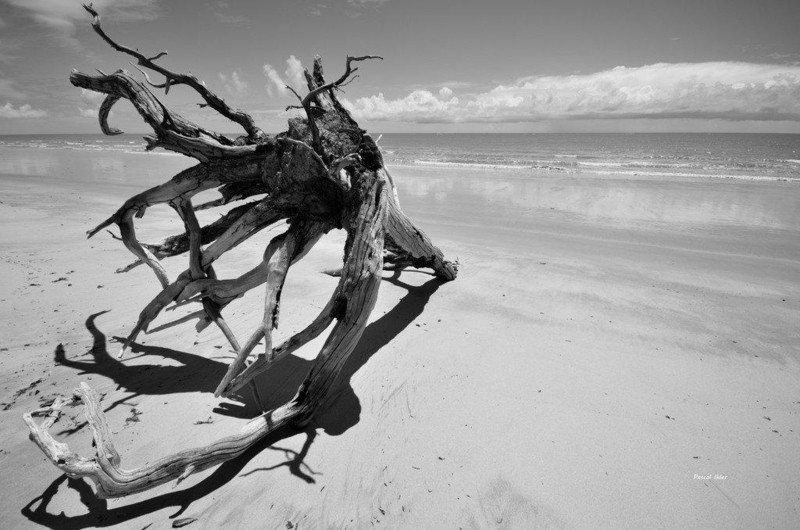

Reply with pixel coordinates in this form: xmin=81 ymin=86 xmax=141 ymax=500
xmin=82 ymin=3 xmax=265 ymax=141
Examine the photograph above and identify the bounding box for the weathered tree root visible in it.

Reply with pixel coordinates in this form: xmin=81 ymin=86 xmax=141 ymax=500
xmin=25 ymin=5 xmax=457 ymax=498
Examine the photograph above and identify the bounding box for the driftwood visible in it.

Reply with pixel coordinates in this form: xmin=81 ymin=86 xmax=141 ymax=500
xmin=24 ymin=5 xmax=457 ymax=498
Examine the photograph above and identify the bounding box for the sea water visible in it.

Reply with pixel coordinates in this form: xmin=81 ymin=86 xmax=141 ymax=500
xmin=1 ymin=133 xmax=798 ymax=181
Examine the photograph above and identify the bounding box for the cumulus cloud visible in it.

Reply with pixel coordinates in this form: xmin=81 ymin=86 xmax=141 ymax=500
xmin=346 ymin=62 xmax=800 ymax=123
xmin=218 ymin=71 xmax=248 ymax=96
xmin=264 ymin=56 xmax=307 ymax=97
xmin=2 ymin=0 xmax=158 ymax=44
xmin=343 ymin=89 xmax=459 ymax=122
xmin=0 ymin=102 xmax=46 ymax=118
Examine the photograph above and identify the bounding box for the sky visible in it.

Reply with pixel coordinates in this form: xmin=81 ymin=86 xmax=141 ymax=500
xmin=0 ymin=0 xmax=799 ymax=134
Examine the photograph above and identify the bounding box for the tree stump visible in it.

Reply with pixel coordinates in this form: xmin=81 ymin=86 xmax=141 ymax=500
xmin=24 ymin=5 xmax=457 ymax=498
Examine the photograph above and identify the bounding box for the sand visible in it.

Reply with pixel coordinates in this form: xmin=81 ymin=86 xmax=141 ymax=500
xmin=1 ymin=146 xmax=799 ymax=529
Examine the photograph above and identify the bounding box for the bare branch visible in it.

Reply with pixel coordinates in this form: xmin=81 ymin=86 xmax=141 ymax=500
xmin=98 ymin=95 xmax=123 ymax=135
xmin=72 ymin=70 xmax=256 ymax=161
xmin=24 ymin=382 xmax=304 ymax=498
xmin=81 ymin=4 xmax=265 ymax=140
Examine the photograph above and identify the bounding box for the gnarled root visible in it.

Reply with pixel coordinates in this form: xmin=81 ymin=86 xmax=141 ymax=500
xmin=25 ymin=181 xmax=386 ymax=498
xmin=24 ymin=383 xmax=304 ymax=498
xmin=25 ymin=6 xmax=456 ymax=500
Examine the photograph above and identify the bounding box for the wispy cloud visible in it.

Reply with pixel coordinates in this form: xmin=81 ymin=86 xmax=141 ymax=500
xmin=214 ymin=12 xmax=248 ymax=25
xmin=284 ymin=56 xmax=306 ymax=90
xmin=263 ymin=65 xmax=288 ymax=98
xmin=218 ymin=71 xmax=249 ymax=96
xmin=0 ymin=102 xmax=46 ymax=118
xmin=767 ymin=52 xmax=800 ymax=64
xmin=264 ymin=56 xmax=307 ymax=97
xmin=347 ymin=0 xmax=390 ymax=7
xmin=80 ymin=88 xmax=105 ymax=102
xmin=345 ymin=62 xmax=800 ymax=123
xmin=79 ymin=107 xmax=98 ymax=118
xmin=2 ymin=0 xmax=158 ymax=46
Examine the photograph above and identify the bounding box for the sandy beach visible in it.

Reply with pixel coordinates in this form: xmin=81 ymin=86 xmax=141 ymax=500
xmin=1 ymin=145 xmax=799 ymax=529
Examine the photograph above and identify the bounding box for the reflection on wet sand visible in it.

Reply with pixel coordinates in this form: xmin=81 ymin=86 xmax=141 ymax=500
xmin=393 ymin=165 xmax=800 ymax=230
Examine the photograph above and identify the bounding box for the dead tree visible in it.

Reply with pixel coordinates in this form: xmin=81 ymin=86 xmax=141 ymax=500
xmin=24 ymin=5 xmax=457 ymax=498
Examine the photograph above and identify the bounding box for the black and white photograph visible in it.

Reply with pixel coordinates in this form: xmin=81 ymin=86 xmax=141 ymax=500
xmin=0 ymin=1 xmax=798 ymax=528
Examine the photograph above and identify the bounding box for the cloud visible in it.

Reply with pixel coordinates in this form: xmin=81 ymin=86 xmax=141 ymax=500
xmin=264 ymin=56 xmax=307 ymax=97
xmin=309 ymin=4 xmax=326 ymax=16
xmin=263 ymin=64 xmax=288 ymax=98
xmin=0 ymin=39 xmax=20 ymax=64
xmin=214 ymin=12 xmax=248 ymax=25
xmin=0 ymin=102 xmax=46 ymax=118
xmin=345 ymin=62 xmax=800 ymax=123
xmin=218 ymin=71 xmax=248 ymax=96
xmin=2 ymin=0 xmax=158 ymax=44
xmin=285 ymin=55 xmax=306 ymax=91
xmin=343 ymin=89 xmax=459 ymax=122
xmin=79 ymin=107 xmax=98 ymax=118
xmin=347 ymin=0 xmax=390 ymax=7
xmin=80 ymin=88 xmax=105 ymax=102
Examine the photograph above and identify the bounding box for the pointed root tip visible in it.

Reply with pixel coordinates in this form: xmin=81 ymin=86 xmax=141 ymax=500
xmin=174 ymin=465 xmax=196 ymax=486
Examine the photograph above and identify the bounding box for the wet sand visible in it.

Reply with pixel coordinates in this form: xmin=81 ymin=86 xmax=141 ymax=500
xmin=1 ymin=147 xmax=799 ymax=529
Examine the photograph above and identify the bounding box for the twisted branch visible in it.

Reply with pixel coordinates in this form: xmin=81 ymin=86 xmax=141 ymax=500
xmin=82 ymin=3 xmax=265 ymax=141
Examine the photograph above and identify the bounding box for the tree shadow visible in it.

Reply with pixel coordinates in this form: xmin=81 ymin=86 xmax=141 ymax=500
xmin=313 ymin=270 xmax=443 ymax=435
xmin=22 ymin=270 xmax=445 ymax=528
xmin=53 ymin=311 xmax=240 ymax=434
xmin=20 ymin=427 xmax=316 ymax=529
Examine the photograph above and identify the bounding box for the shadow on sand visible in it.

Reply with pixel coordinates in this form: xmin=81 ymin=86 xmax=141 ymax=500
xmin=22 ymin=270 xmax=444 ymax=528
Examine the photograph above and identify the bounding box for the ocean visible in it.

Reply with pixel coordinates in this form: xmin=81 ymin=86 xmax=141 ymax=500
xmin=0 ymin=133 xmax=798 ymax=182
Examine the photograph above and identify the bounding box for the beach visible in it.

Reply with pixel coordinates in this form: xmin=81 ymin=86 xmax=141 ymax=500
xmin=1 ymin=139 xmax=799 ymax=529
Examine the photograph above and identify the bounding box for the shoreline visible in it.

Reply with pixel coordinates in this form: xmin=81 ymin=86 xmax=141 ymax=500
xmin=1 ymin=147 xmax=799 ymax=528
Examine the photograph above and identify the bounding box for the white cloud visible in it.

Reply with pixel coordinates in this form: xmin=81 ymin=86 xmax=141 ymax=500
xmin=345 ymin=62 xmax=800 ymax=123
xmin=214 ymin=12 xmax=247 ymax=25
xmin=438 ymin=87 xmax=453 ymax=98
xmin=343 ymin=89 xmax=459 ymax=122
xmin=285 ymin=55 xmax=306 ymax=91
xmin=2 ymin=0 xmax=158 ymax=41
xmin=218 ymin=71 xmax=248 ymax=96
xmin=0 ymin=102 xmax=46 ymax=118
xmin=80 ymin=88 xmax=105 ymax=102
xmin=347 ymin=0 xmax=390 ymax=7
xmin=263 ymin=64 xmax=288 ymax=97
xmin=79 ymin=107 xmax=98 ymax=118
xmin=264 ymin=56 xmax=307 ymax=98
